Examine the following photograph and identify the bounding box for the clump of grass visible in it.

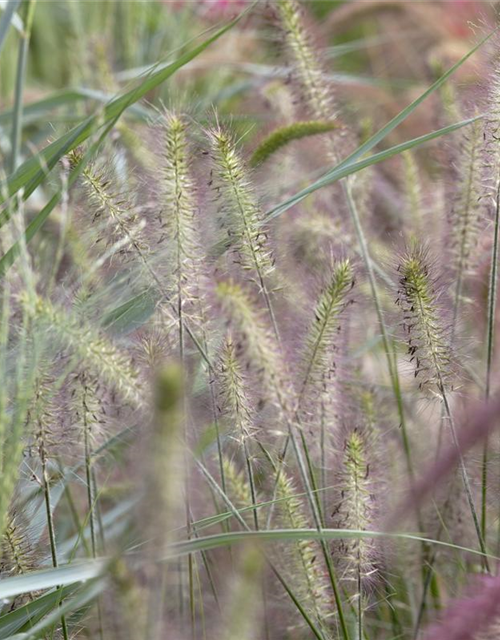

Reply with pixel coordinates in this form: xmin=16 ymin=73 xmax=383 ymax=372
xmin=4 ymin=3 xmax=500 ymax=640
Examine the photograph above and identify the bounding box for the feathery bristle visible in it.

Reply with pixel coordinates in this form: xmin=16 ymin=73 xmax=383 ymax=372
xmin=450 ymin=116 xmax=483 ymax=289
xmin=80 ymin=159 xmax=148 ymax=260
xmin=222 ymin=456 xmax=254 ymax=523
xmin=1 ymin=511 xmax=37 ymax=578
xmin=402 ymin=150 xmax=424 ymax=235
xmin=332 ymin=427 xmax=378 ymax=613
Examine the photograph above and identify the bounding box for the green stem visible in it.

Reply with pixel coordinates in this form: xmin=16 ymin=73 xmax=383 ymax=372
xmin=485 ymin=184 xmax=500 ymax=548
xmin=343 ymin=180 xmax=414 ymax=481
xmin=9 ymin=0 xmax=36 ymax=174
xmin=195 ymin=457 xmax=329 ymax=640
xmin=41 ymin=451 xmax=69 ymax=640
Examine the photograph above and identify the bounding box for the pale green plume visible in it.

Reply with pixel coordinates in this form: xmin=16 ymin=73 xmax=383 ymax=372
xmin=333 ymin=429 xmax=376 ymax=638
xmin=300 ymin=259 xmax=353 ymax=403
xmin=396 ymin=245 xmax=452 ymax=392
xmin=215 ymin=281 xmax=286 ymax=411
xmin=1 ymin=512 xmax=37 ymax=577
xmin=29 ymin=296 xmax=141 ymax=405
xmin=222 ymin=456 xmax=255 ymax=526
xmin=450 ymin=116 xmax=483 ymax=319
xmin=218 ymin=334 xmax=254 ymax=444
xmin=402 ymin=150 xmax=424 ymax=235
xmin=78 ymin=154 xmax=148 ymax=259
xmin=276 ymin=0 xmax=335 ymax=123
xmin=335 ymin=430 xmax=375 ymax=578
xmin=207 ymin=124 xmax=275 ymax=283
xmin=250 ymin=120 xmax=338 ymax=167
xmin=219 ymin=336 xmax=260 ymax=527
xmin=160 ymin=111 xmax=201 ymax=318
xmin=276 ymin=471 xmax=332 ymax=635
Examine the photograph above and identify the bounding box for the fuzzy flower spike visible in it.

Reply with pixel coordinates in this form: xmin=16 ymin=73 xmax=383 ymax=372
xmin=396 ymin=244 xmax=452 ymax=393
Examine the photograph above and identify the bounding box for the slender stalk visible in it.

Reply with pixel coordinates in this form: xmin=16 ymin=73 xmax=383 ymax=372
xmin=0 ymin=0 xmax=22 ymax=58
xmin=440 ymin=386 xmax=488 ymax=569
xmin=484 ymin=184 xmax=499 ymax=546
xmin=40 ymin=446 xmax=69 ymax=640
xmin=343 ymin=179 xmax=414 ymax=480
xmin=273 ymin=394 xmax=350 ymax=639
xmin=9 ymin=0 xmax=36 ymax=174
xmin=81 ymin=381 xmax=104 ymax=640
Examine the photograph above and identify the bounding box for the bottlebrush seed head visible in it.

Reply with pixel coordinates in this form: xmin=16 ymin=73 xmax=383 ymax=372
xmin=222 ymin=456 xmax=254 ymax=516
xmin=396 ymin=245 xmax=452 ymax=392
xmin=332 ymin=427 xmax=378 ymax=591
xmin=300 ymin=259 xmax=354 ymax=399
xmin=218 ymin=334 xmax=255 ymax=444
xmin=30 ymin=296 xmax=142 ymax=406
xmin=80 ymin=159 xmax=148 ymax=260
xmin=160 ymin=111 xmax=201 ymax=302
xmin=449 ymin=116 xmax=483 ymax=279
xmin=1 ymin=511 xmax=38 ymax=578
xmin=275 ymin=0 xmax=335 ymax=123
xmin=207 ymin=123 xmax=275 ymax=282
xmin=215 ymin=280 xmax=285 ymax=409
xmin=276 ymin=471 xmax=332 ymax=629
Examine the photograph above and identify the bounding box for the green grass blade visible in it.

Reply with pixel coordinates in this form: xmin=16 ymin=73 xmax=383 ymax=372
xmin=102 ymin=290 xmax=158 ymax=335
xmin=8 ymin=579 xmax=105 ymax=640
xmin=267 ymin=26 xmax=494 ymax=219
xmin=9 ymin=0 xmax=36 ymax=173
xmin=0 ymin=586 xmax=78 ymax=638
xmin=168 ymin=528 xmax=499 ymax=562
xmin=0 ymin=88 xmax=154 ymax=129
xmin=0 ymin=10 xmax=246 ymax=207
xmin=266 ymin=115 xmax=482 ymax=220
xmin=0 ymin=561 xmax=105 ymax=600
xmin=0 ymin=0 xmax=21 ymax=56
